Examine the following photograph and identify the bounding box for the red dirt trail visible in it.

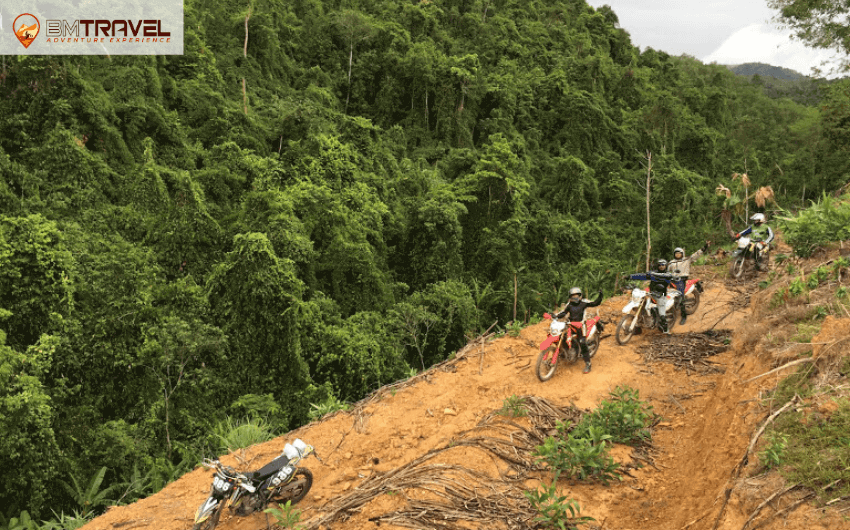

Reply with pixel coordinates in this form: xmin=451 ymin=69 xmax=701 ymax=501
xmin=80 ymin=262 xmax=850 ymax=530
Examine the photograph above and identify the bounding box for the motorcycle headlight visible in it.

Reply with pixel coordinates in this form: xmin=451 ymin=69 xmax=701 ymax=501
xmin=631 ymin=291 xmax=643 ymax=304
xmin=549 ymin=320 xmax=565 ymax=336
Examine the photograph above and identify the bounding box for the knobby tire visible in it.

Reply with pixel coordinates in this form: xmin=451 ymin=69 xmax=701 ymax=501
xmin=616 ymin=314 xmax=637 ymax=345
xmin=684 ymin=291 xmax=700 ymax=315
xmin=191 ymin=502 xmax=224 ymax=530
xmin=536 ymin=345 xmax=559 ymax=382
xmin=270 ymin=468 xmax=313 ymax=506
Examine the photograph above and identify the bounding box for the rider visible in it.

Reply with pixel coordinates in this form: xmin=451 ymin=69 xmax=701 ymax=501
xmin=627 ymin=259 xmax=677 ymax=334
xmin=734 ymin=213 xmax=774 ymax=270
xmin=668 ymin=241 xmax=710 ymax=325
xmin=555 ymin=287 xmax=603 ymax=374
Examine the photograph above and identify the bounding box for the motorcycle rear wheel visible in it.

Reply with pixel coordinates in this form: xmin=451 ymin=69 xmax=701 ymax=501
xmin=536 ymin=345 xmax=559 ymax=382
xmin=191 ymin=502 xmax=224 ymax=530
xmin=616 ymin=314 xmax=638 ymax=345
xmin=684 ymin=291 xmax=700 ymax=315
xmin=270 ymin=468 xmax=313 ymax=506
xmin=587 ymin=333 xmax=600 ymax=358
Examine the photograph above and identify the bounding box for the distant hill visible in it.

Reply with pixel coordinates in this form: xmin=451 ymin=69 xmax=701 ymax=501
xmin=726 ymin=62 xmax=807 ymax=80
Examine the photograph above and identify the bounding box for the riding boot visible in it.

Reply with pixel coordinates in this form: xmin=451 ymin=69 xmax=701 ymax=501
xmin=659 ymin=315 xmax=669 ymax=334
xmin=580 ymin=343 xmax=591 ymax=374
xmin=679 ymin=305 xmax=687 ymax=325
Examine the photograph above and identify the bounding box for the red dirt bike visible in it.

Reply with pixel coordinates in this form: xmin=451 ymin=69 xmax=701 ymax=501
xmin=535 ymin=312 xmax=602 ymax=382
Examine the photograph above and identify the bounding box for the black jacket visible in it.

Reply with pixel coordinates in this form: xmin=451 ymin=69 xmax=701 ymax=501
xmin=556 ymin=291 xmax=603 ymax=322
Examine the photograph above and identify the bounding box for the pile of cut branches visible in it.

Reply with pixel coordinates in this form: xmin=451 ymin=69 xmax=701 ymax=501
xmin=639 ymin=330 xmax=733 ymax=375
xmin=300 ymin=396 xmax=589 ymax=530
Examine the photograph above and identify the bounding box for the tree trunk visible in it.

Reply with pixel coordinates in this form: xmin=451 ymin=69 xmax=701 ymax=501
xmin=513 ymin=273 xmax=518 ymax=322
xmin=645 ymin=151 xmax=652 ymax=271
xmin=346 ymin=42 xmax=354 ymax=114
xmin=242 ymin=7 xmax=252 ymax=115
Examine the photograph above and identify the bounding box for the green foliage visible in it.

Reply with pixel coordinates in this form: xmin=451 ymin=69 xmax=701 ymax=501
xmin=789 ymin=276 xmax=807 ymax=296
xmin=524 ymin=478 xmax=595 ymax=530
xmin=533 ymin=434 xmax=621 ymax=486
xmin=59 ymin=467 xmax=120 ymax=518
xmin=499 ymin=395 xmax=527 ymax=418
xmin=506 ymin=320 xmax=523 ymax=337
xmin=211 ymin=416 xmax=276 ymax=454
xmin=758 ymin=431 xmax=789 ymax=470
xmin=792 ymin=322 xmax=821 ymax=343
xmin=264 ymin=500 xmax=304 ymax=530
xmin=771 ymin=399 xmax=850 ymax=502
xmin=308 ymin=394 xmax=350 ymax=422
xmin=572 ymin=386 xmax=655 ymax=445
xmin=780 ymin=193 xmax=850 ymax=257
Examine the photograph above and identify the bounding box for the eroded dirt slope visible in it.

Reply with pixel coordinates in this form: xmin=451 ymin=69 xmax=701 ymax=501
xmin=80 ymin=259 xmax=850 ymax=530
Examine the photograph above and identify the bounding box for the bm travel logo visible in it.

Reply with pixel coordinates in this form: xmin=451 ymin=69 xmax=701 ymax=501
xmin=13 ymin=13 xmax=39 ymax=48
xmin=1 ymin=2 xmax=183 ymax=55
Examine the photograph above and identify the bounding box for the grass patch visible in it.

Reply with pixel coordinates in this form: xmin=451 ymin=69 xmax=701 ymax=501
xmin=770 ymin=399 xmax=850 ymax=503
xmin=766 ymin=361 xmax=816 ymax=406
xmin=792 ymin=322 xmax=821 ymax=343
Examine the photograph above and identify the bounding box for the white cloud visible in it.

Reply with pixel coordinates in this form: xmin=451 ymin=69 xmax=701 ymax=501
xmin=703 ymin=23 xmax=842 ymax=77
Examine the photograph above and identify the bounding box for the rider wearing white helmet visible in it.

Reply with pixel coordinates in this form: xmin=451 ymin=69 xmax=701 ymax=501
xmin=734 ymin=213 xmax=774 ymax=270
xmin=668 ymin=241 xmax=710 ymax=325
xmin=555 ymin=286 xmax=603 ymax=374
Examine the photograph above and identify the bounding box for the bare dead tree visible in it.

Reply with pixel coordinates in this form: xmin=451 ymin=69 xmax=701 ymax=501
xmin=636 ymin=150 xmax=653 ymax=270
xmin=242 ymin=5 xmax=253 ymax=114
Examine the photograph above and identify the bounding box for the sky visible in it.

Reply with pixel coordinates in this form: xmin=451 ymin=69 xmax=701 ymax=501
xmin=586 ymin=0 xmax=843 ymax=78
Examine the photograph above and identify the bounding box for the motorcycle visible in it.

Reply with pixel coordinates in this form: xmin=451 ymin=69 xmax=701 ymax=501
xmin=615 ymin=285 xmax=680 ymax=345
xmin=192 ymin=439 xmax=316 ymax=530
xmin=729 ymin=236 xmax=769 ymax=279
xmin=536 ymin=311 xmax=603 ymax=382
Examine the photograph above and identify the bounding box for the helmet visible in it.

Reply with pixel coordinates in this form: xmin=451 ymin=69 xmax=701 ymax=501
xmin=673 ymin=247 xmax=684 ymax=260
xmin=750 ymin=213 xmax=766 ymax=226
xmin=568 ymin=287 xmax=582 ymax=304
xmin=656 ymin=259 xmax=668 ymax=272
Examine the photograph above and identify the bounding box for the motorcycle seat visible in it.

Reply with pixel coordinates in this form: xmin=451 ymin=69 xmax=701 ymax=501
xmin=249 ymin=454 xmax=291 ymax=481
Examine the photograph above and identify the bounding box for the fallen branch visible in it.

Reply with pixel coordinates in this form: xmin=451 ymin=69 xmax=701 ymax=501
xmin=744 ymin=359 xmax=814 ymax=384
xmin=741 ymin=484 xmax=800 ymax=530
xmin=745 ymin=395 xmax=800 ymax=460
xmin=749 ymin=492 xmax=815 ymax=530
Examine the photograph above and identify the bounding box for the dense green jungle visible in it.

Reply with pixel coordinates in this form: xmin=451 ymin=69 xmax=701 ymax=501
xmin=2 ymin=0 xmax=850 ymax=524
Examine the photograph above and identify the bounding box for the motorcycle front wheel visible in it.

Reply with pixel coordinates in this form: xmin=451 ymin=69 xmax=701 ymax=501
xmin=191 ymin=502 xmax=224 ymax=530
xmin=270 ymin=468 xmax=313 ymax=506
xmin=684 ymin=290 xmax=700 ymax=314
xmin=667 ymin=305 xmax=679 ymax=332
xmin=616 ymin=314 xmax=638 ymax=345
xmin=535 ymin=345 xmax=559 ymax=381
xmin=730 ymin=256 xmax=746 ymax=279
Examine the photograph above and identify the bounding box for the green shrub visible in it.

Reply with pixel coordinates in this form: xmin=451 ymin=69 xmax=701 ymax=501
xmin=572 ymin=386 xmax=655 ymax=445
xmin=524 ymin=478 xmax=595 ymax=530
xmin=499 ymin=395 xmax=527 ymax=418
xmin=264 ymin=500 xmax=303 ymax=530
xmin=533 ymin=432 xmax=621 ymax=485
xmin=780 ymin=193 xmax=850 ymax=257
xmin=789 ymin=276 xmax=807 ymax=296
xmin=307 ymin=394 xmax=350 ymax=422
xmin=212 ymin=416 xmax=276 ymax=454
xmin=758 ymin=431 xmax=789 ymax=470
xmin=506 ymin=320 xmax=523 ymax=337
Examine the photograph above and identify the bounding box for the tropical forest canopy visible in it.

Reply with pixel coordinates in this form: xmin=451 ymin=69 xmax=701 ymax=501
xmin=1 ymin=0 xmax=849 ymax=521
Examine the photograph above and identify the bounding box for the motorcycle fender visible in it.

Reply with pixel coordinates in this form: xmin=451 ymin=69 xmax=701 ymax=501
xmin=621 ymin=302 xmax=638 ymax=313
xmin=539 ymin=335 xmax=558 ymax=351
xmin=194 ymin=497 xmax=219 ymax=524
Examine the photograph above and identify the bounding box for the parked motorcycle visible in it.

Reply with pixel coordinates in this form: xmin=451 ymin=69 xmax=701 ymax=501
xmin=615 ymin=285 xmax=680 ymax=345
xmin=192 ymin=439 xmax=316 ymax=530
xmin=729 ymin=236 xmax=769 ymax=279
xmin=536 ymin=311 xmax=603 ymax=382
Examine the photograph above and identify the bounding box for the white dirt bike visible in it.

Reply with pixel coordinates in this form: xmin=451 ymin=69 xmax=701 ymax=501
xmin=615 ymin=285 xmax=680 ymax=345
